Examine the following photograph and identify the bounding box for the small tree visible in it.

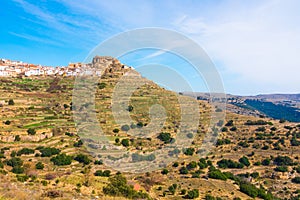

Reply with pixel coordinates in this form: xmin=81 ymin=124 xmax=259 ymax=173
xmin=36 ymin=162 xmax=44 ymax=170
xmin=121 ymin=139 xmax=130 ymax=147
xmin=121 ymin=125 xmax=130 ymax=132
xmin=27 ymin=128 xmax=36 ymax=135
xmin=8 ymin=99 xmax=14 ymax=105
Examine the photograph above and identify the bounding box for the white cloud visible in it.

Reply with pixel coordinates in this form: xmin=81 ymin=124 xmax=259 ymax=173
xmin=173 ymin=0 xmax=300 ymax=94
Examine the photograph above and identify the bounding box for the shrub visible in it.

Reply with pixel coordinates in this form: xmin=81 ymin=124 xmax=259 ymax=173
xmin=74 ymin=139 xmax=83 ymax=147
xmin=121 ymin=125 xmax=130 ymax=132
xmin=14 ymin=135 xmax=21 ymax=141
xmin=239 ymin=156 xmax=250 ymax=167
xmin=121 ymin=139 xmax=130 ymax=147
xmin=17 ymin=148 xmax=34 ymax=156
xmin=230 ymin=126 xmax=237 ymax=131
xmin=256 ymin=127 xmax=266 ymax=132
xmin=173 ymin=162 xmax=179 ymax=167
xmin=6 ymin=157 xmax=23 ymax=167
xmin=187 ymin=161 xmax=197 ymax=170
xmin=4 ymin=120 xmax=11 ymax=125
xmin=292 ymin=177 xmax=300 ymax=184
xmin=245 ymin=120 xmax=267 ymax=125
xmin=221 ymin=127 xmax=228 ymax=132
xmin=205 ymin=194 xmax=216 ymax=200
xmin=186 ymin=133 xmax=193 ymax=139
xmin=238 ymin=141 xmax=250 ymax=148
xmin=168 ymin=184 xmax=177 ymax=195
xmin=113 ymin=128 xmax=119 ymax=133
xmin=8 ymin=99 xmax=14 ymax=105
xmin=27 ymin=128 xmax=36 ymax=135
xmin=94 ymin=160 xmax=103 ymax=165
xmin=157 ymin=132 xmax=172 ymax=143
xmin=185 ymin=189 xmax=199 ymax=199
xmin=17 ymin=174 xmax=29 ymax=182
xmin=217 ymin=159 xmax=244 ymax=169
xmin=240 ymin=182 xmax=258 ymax=198
xmin=74 ymin=154 xmax=91 ymax=165
xmin=262 ymin=158 xmax=271 ymax=166
xmin=216 ymin=139 xmax=231 ymax=146
xmin=50 ymin=154 xmax=72 ymax=166
xmin=183 ymin=148 xmax=195 ymax=156
xmin=39 ymin=147 xmax=60 ymax=157
xmin=179 ymin=167 xmax=188 ymax=174
xmin=137 ymin=121 xmax=144 ymax=128
xmin=12 ymin=166 xmax=24 ymax=174
xmin=103 ymin=174 xmax=149 ymax=199
xmin=225 ymin=120 xmax=234 ymax=126
xmin=35 ymin=162 xmax=44 ymax=170
xmin=250 ymin=172 xmax=259 ymax=178
xmin=274 ymin=156 xmax=293 ymax=166
xmin=127 ymin=105 xmax=134 ymax=112
xmin=198 ymin=158 xmax=209 ymax=169
xmin=97 ymin=82 xmax=106 ymax=89
xmin=94 ymin=170 xmax=111 ymax=177
xmin=161 ymin=168 xmax=169 ymax=175
xmin=208 ymin=168 xmax=227 ymax=180
xmin=274 ymin=166 xmax=288 ymax=172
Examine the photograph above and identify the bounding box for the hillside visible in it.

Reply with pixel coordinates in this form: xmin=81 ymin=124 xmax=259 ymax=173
xmin=184 ymin=92 xmax=300 ymax=122
xmin=0 ymin=57 xmax=299 ymax=200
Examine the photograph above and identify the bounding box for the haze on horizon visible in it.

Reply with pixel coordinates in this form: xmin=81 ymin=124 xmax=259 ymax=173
xmin=1 ymin=0 xmax=300 ymax=95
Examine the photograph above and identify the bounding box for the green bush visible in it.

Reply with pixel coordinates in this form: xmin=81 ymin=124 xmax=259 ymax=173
xmin=183 ymin=148 xmax=195 ymax=156
xmin=17 ymin=148 xmax=34 ymax=156
xmin=262 ymin=158 xmax=271 ymax=166
xmin=274 ymin=156 xmax=293 ymax=166
xmin=94 ymin=170 xmax=111 ymax=177
xmin=274 ymin=166 xmax=288 ymax=172
xmin=185 ymin=189 xmax=199 ymax=199
xmin=239 ymin=156 xmax=250 ymax=167
xmin=27 ymin=128 xmax=36 ymax=135
xmin=35 ymin=162 xmax=44 ymax=170
xmin=179 ymin=167 xmax=188 ymax=174
xmin=74 ymin=154 xmax=91 ymax=165
xmin=208 ymin=168 xmax=227 ymax=181
xmin=225 ymin=120 xmax=234 ymax=126
xmin=17 ymin=174 xmax=29 ymax=182
xmin=292 ymin=177 xmax=300 ymax=184
xmin=8 ymin=99 xmax=15 ymax=105
xmin=39 ymin=147 xmax=60 ymax=157
xmin=6 ymin=157 xmax=23 ymax=167
xmin=73 ymin=140 xmax=83 ymax=147
xmin=50 ymin=154 xmax=72 ymax=166
xmin=121 ymin=139 xmax=130 ymax=147
xmin=157 ymin=132 xmax=172 ymax=143
xmin=14 ymin=135 xmax=21 ymax=141
xmin=161 ymin=169 xmax=169 ymax=175
xmin=217 ymin=159 xmax=244 ymax=169
xmin=103 ymin=174 xmax=149 ymax=199
xmin=12 ymin=166 xmax=24 ymax=174
xmin=121 ymin=125 xmax=130 ymax=132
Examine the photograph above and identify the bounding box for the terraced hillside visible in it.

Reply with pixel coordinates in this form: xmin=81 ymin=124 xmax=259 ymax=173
xmin=0 ymin=59 xmax=299 ymax=200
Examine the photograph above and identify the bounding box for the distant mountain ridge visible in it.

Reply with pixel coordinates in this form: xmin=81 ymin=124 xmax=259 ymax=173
xmin=180 ymin=92 xmax=300 ymax=122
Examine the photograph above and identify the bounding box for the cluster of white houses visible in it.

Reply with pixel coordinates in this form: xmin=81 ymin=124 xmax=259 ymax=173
xmin=0 ymin=56 xmax=132 ymax=77
xmin=0 ymin=58 xmax=85 ymax=77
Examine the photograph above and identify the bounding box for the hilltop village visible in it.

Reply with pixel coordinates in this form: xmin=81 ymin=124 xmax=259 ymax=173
xmin=0 ymin=56 xmax=132 ymax=77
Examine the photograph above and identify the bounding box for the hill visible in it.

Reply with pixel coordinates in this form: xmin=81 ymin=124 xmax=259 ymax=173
xmin=0 ymin=57 xmax=299 ymax=200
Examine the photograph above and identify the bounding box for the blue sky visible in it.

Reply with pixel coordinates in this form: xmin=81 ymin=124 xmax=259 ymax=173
xmin=1 ymin=0 xmax=300 ymax=95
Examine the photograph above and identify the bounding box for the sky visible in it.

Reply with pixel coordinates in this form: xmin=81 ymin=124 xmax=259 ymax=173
xmin=1 ymin=0 xmax=300 ymax=95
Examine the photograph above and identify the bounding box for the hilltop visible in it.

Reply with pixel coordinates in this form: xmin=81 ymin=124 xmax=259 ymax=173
xmin=0 ymin=57 xmax=299 ymax=200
